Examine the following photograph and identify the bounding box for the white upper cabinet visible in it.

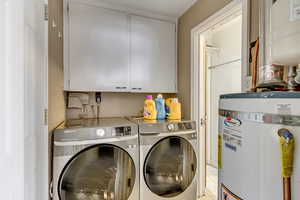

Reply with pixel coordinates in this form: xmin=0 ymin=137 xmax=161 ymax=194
xmin=130 ymin=16 xmax=177 ymax=93
xmin=65 ymin=2 xmax=130 ymax=92
xmin=64 ymin=1 xmax=177 ymax=93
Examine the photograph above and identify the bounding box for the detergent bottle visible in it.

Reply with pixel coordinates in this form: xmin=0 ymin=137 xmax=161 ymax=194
xmin=168 ymin=98 xmax=182 ymax=120
xmin=155 ymin=94 xmax=166 ymax=120
xmin=144 ymin=95 xmax=157 ymax=120
xmin=165 ymin=98 xmax=173 ymax=117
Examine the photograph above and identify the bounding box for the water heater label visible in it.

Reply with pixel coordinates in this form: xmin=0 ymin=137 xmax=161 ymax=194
xmin=223 ymin=128 xmax=242 ymax=152
xmin=221 ymin=184 xmax=242 ymax=200
xmin=276 ymin=104 xmax=292 ymax=115
xmin=224 ymin=117 xmax=242 ymax=128
xmin=222 ymin=116 xmax=243 ymax=152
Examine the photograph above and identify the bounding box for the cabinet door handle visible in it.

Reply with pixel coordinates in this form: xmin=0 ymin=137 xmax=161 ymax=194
xmin=132 ymin=88 xmax=142 ymax=90
xmin=116 ymin=86 xmax=127 ymax=90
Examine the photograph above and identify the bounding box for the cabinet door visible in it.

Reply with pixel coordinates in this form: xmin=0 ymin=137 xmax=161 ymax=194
xmin=66 ymin=2 xmax=130 ymax=91
xmin=130 ymin=16 xmax=177 ymax=93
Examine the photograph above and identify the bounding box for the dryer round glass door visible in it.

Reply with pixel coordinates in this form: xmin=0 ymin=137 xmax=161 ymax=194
xmin=58 ymin=144 xmax=136 ymax=200
xmin=144 ymin=136 xmax=197 ymax=197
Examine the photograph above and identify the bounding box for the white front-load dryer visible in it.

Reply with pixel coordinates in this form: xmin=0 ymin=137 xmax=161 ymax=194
xmin=52 ymin=118 xmax=139 ymax=200
xmin=132 ymin=119 xmax=198 ymax=200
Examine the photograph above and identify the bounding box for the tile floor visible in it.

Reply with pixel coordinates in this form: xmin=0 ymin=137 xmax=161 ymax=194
xmin=199 ymin=189 xmax=217 ymax=200
xmin=199 ymin=196 xmax=214 ymax=200
xmin=206 ymin=165 xmax=218 ymax=197
xmin=199 ymin=165 xmax=218 ymax=200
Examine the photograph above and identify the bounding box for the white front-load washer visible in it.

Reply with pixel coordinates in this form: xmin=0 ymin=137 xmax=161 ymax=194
xmin=52 ymin=118 xmax=139 ymax=200
xmin=132 ymin=119 xmax=198 ymax=200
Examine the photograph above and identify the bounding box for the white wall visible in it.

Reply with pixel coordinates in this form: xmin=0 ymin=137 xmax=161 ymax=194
xmin=0 ymin=0 xmax=25 ymax=199
xmin=205 ymin=15 xmax=242 ymax=167
xmin=0 ymin=0 xmax=47 ymax=199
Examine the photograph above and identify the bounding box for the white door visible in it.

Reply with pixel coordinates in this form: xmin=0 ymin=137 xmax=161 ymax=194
xmin=0 ymin=0 xmax=48 ymax=200
xmin=25 ymin=0 xmax=48 ymax=200
xmin=66 ymin=1 xmax=130 ymax=92
xmin=130 ymin=16 xmax=177 ymax=93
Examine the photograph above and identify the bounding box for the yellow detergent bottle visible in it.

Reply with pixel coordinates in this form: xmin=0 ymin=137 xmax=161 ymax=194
xmin=165 ymin=98 xmax=173 ymax=116
xmin=144 ymin=95 xmax=157 ymax=120
xmin=168 ymin=98 xmax=182 ymax=120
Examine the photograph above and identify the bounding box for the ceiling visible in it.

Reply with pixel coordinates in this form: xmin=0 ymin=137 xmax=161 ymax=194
xmin=99 ymin=0 xmax=198 ymax=18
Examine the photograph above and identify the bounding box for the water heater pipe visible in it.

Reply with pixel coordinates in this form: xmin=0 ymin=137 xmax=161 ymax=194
xmin=278 ymin=128 xmax=295 ymax=200
xmin=294 ymin=64 xmax=300 ymax=84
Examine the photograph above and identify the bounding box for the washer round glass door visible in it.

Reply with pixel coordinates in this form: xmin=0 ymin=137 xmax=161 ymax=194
xmin=59 ymin=144 xmax=136 ymax=200
xmin=144 ymin=136 xmax=197 ymax=197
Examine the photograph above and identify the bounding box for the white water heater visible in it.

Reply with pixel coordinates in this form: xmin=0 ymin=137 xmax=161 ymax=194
xmin=218 ymin=92 xmax=300 ymax=200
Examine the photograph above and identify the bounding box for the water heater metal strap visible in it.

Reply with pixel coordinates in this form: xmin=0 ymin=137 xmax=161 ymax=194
xmin=219 ymin=109 xmax=300 ymax=126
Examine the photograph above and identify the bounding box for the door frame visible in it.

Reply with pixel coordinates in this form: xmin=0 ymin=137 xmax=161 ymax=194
xmin=190 ymin=0 xmax=250 ymax=197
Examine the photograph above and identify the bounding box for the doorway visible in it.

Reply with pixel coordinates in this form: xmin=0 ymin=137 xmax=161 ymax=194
xmin=203 ymin=14 xmax=242 ymax=199
xmin=190 ymin=1 xmax=248 ymax=199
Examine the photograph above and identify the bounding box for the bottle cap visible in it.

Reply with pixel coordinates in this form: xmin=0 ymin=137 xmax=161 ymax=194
xmin=157 ymin=94 xmax=163 ymax=98
xmin=146 ymin=95 xmax=153 ymax=100
xmin=173 ymin=98 xmax=178 ymax=103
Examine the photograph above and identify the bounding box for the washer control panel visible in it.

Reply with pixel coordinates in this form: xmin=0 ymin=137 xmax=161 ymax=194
xmin=114 ymin=126 xmax=132 ymax=136
xmin=166 ymin=122 xmax=195 ymax=132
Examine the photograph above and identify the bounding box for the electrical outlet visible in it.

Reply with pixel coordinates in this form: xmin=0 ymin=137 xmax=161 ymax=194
xmin=95 ymin=92 xmax=102 ymax=104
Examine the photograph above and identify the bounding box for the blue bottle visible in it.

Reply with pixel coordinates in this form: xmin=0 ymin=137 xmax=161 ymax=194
xmin=155 ymin=94 xmax=166 ymax=120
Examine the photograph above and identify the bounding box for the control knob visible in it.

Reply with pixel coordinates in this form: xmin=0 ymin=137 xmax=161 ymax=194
xmin=167 ymin=123 xmax=175 ymax=131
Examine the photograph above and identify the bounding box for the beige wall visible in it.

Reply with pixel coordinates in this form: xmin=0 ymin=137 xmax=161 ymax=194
xmin=66 ymin=92 xmax=176 ymax=119
xmin=49 ymin=0 xmax=65 ymax=133
xmin=177 ymin=0 xmax=233 ymax=119
xmin=48 ymin=0 xmax=65 ymax=195
xmin=250 ymin=0 xmax=259 ymax=42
